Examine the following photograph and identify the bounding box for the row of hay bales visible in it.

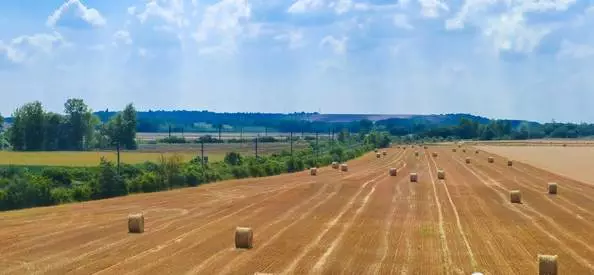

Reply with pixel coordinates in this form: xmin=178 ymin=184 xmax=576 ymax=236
xmin=509 ymin=183 xmax=558 ymax=203
xmin=473 ymin=254 xmax=557 ymax=274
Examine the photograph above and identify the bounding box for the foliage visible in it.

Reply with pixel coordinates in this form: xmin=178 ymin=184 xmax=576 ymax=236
xmin=224 ymin=152 xmax=242 ymax=166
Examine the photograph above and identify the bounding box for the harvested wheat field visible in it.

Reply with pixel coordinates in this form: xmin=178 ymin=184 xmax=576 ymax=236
xmin=1 ymin=146 xmax=594 ymax=274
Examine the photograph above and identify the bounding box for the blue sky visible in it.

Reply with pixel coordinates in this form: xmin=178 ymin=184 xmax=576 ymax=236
xmin=1 ymin=0 xmax=594 ymax=122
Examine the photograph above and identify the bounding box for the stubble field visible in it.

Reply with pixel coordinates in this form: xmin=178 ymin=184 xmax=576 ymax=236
xmin=1 ymin=145 xmax=593 ymax=274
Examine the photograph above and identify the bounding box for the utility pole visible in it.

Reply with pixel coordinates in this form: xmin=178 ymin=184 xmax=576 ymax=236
xmin=290 ymin=131 xmax=293 ymax=157
xmin=201 ymin=139 xmax=205 ymax=172
xmin=168 ymin=124 xmax=172 ymax=138
xmin=254 ymin=135 xmax=259 ymax=159
xmin=218 ymin=124 xmax=222 ymax=141
xmin=116 ymin=141 xmax=121 ymax=176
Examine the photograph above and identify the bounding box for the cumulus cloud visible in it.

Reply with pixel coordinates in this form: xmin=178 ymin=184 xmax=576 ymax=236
xmin=137 ymin=0 xmax=189 ymax=28
xmin=320 ymin=35 xmax=347 ymax=54
xmin=274 ymin=29 xmax=305 ymax=49
xmin=193 ymin=0 xmax=251 ymax=54
xmin=47 ymin=0 xmax=106 ymax=28
xmin=417 ymin=0 xmax=449 ymax=18
xmin=113 ymin=30 xmax=133 ymax=46
xmin=0 ymin=32 xmax=66 ymax=63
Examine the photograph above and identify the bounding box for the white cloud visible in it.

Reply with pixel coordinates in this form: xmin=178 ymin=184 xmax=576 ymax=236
xmin=483 ymin=12 xmax=551 ymax=54
xmin=418 ymin=0 xmax=449 ymax=18
xmin=47 ymin=0 xmax=106 ymax=28
xmin=288 ymin=0 xmax=325 ymax=13
xmin=0 ymin=32 xmax=66 ymax=63
xmin=393 ymin=14 xmax=413 ymax=29
xmin=127 ymin=6 xmax=137 ymax=16
xmin=137 ymin=0 xmax=188 ymax=28
xmin=274 ymin=29 xmax=305 ymax=49
xmin=138 ymin=48 xmax=148 ymax=57
xmin=557 ymin=40 xmax=594 ymax=59
xmin=194 ymin=0 xmax=251 ymax=54
xmin=320 ymin=35 xmax=347 ymax=54
xmin=113 ymin=30 xmax=133 ymax=46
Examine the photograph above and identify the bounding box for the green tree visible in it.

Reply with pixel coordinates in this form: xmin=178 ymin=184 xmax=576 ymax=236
xmin=121 ymin=103 xmax=137 ymax=149
xmin=224 ymin=152 xmax=243 ymax=166
xmin=9 ymin=101 xmax=46 ymax=151
xmin=92 ymin=158 xmax=127 ymax=199
xmin=64 ymin=99 xmax=91 ymax=150
xmin=0 ymin=113 xmax=4 ymax=132
xmin=457 ymin=118 xmax=479 ymax=139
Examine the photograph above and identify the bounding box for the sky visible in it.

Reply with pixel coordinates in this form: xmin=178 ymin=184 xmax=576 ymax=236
xmin=1 ymin=0 xmax=594 ymax=123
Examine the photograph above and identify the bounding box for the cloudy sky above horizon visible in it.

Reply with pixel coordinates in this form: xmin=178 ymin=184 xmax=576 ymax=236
xmin=1 ymin=0 xmax=594 ymax=123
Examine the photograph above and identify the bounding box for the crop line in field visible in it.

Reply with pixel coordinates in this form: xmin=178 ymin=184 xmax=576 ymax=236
xmin=279 ymin=172 xmax=388 ymax=275
xmin=453 ymin=156 xmax=594 ymax=271
xmin=188 ymin=180 xmax=336 ymax=275
xmin=429 ymin=151 xmax=477 ymax=270
xmin=93 ymin=182 xmax=316 ymax=275
xmin=423 ymin=152 xmax=453 ymax=275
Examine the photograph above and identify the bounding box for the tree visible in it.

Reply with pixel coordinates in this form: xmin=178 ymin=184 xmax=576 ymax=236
xmin=224 ymin=152 xmax=243 ymax=166
xmin=457 ymin=118 xmax=479 ymax=139
xmin=0 ymin=113 xmax=4 ymax=132
xmin=92 ymin=158 xmax=127 ymax=199
xmin=64 ymin=99 xmax=91 ymax=150
xmin=121 ymin=103 xmax=138 ymax=149
xmin=9 ymin=101 xmax=45 ymax=151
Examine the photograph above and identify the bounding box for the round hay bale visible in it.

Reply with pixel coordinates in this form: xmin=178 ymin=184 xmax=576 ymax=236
xmin=376 ymin=152 xmax=381 ymax=158
xmin=475 ymin=150 xmax=479 ymax=154
xmin=437 ymin=169 xmax=445 ymax=180
xmin=424 ymin=146 xmax=428 ymax=149
xmin=471 ymin=273 xmax=484 ymax=275
xmin=310 ymin=168 xmax=318 ymax=176
xmin=538 ymin=254 xmax=558 ymax=275
xmin=410 ymin=173 xmax=418 ymax=182
xmin=488 ymin=157 xmax=494 ymax=163
xmin=510 ymin=190 xmax=522 ymax=203
xmin=507 ymin=160 xmax=513 ymax=166
xmin=465 ymin=157 xmax=471 ymax=164
xmin=462 ymin=149 xmax=466 ymax=153
xmin=548 ymin=182 xmax=558 ymax=194
xmin=340 ymin=163 xmax=348 ymax=172
xmin=331 ymin=162 xmax=339 ymax=169
xmin=432 ymin=152 xmax=438 ymax=157
xmin=452 ymin=148 xmax=457 ymax=152
xmin=235 ymin=227 xmax=253 ymax=249
xmin=382 ymin=151 xmax=387 ymax=156
xmin=128 ymin=213 xmax=145 ymax=233
xmin=389 ymin=168 xmax=397 ymax=176
xmin=562 ymin=144 xmax=567 ymax=147
xmin=415 ymin=151 xmax=419 ymax=157
xmin=374 ymin=149 xmax=379 ymax=153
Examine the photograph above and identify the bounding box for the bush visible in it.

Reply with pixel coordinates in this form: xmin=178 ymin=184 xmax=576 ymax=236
xmin=224 ymin=152 xmax=242 ymax=166
xmin=259 ymin=136 xmax=278 ymax=143
xmin=41 ymin=167 xmax=72 ymax=187
xmin=183 ymin=166 xmax=202 ymax=187
xmin=286 ymin=158 xmax=305 ymax=173
xmin=230 ymin=166 xmax=250 ymax=179
xmin=71 ymin=183 xmax=92 ymax=201
xmin=157 ymin=136 xmax=187 ymax=144
xmin=50 ymin=187 xmax=73 ymax=204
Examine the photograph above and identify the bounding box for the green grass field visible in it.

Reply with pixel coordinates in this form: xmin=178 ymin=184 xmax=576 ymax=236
xmin=0 ymin=151 xmax=221 ymax=167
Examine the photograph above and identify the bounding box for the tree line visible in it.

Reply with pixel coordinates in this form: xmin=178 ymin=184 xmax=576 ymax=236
xmin=0 ymin=132 xmax=389 ymax=211
xmin=3 ymin=99 xmax=138 ymax=151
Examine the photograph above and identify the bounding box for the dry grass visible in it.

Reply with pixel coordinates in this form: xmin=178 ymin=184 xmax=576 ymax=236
xmin=538 ymin=254 xmax=558 ymax=275
xmin=510 ymin=190 xmax=522 ymax=203
xmin=235 ymin=227 xmax=253 ymax=249
xmin=548 ymin=183 xmax=558 ymax=194
xmin=128 ymin=213 xmax=144 ymax=234
xmin=410 ymin=172 xmax=418 ymax=182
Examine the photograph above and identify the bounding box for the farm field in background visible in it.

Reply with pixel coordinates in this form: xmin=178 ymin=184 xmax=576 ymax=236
xmin=1 ymin=145 xmax=593 ymax=274
xmin=136 ymin=132 xmax=331 ymax=141
xmin=478 ymin=145 xmax=594 ymax=184
xmin=0 ymin=142 xmax=307 ymax=167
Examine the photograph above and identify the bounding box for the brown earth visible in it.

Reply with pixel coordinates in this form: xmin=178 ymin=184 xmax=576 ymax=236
xmin=1 ymin=146 xmax=593 ymax=275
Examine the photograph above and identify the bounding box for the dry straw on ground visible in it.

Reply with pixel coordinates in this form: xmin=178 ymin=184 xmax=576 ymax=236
xmin=128 ymin=213 xmax=145 ymax=233
xmin=510 ymin=190 xmax=522 ymax=203
xmin=332 ymin=162 xmax=339 ymax=169
xmin=410 ymin=173 xmax=418 ymax=182
xmin=488 ymin=157 xmax=494 ymax=163
xmin=437 ymin=170 xmax=446 ymax=180
xmin=548 ymin=182 xmax=558 ymax=194
xmin=310 ymin=168 xmax=317 ymax=176
xmin=235 ymin=227 xmax=253 ymax=249
xmin=340 ymin=164 xmax=348 ymax=172
xmin=389 ymin=168 xmax=397 ymax=176
xmin=538 ymin=254 xmax=558 ymax=275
